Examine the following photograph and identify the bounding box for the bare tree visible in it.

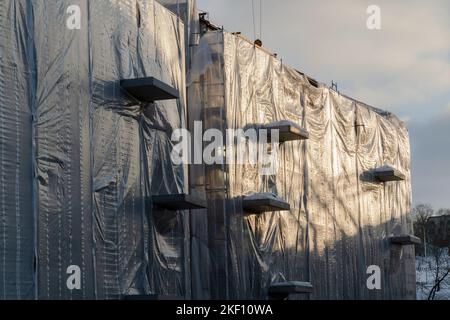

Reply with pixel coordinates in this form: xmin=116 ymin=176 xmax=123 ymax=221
xmin=427 ymin=245 xmax=450 ymax=300
xmin=412 ymin=204 xmax=434 ymax=256
xmin=413 ymin=204 xmax=434 ymax=223
xmin=436 ymin=208 xmax=450 ymax=217
xmin=414 ymin=205 xmax=450 ymax=299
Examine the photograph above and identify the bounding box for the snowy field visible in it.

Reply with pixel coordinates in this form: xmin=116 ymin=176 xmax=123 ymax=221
xmin=416 ymin=253 xmax=450 ymax=300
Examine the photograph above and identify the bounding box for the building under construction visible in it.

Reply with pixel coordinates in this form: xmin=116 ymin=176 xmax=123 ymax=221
xmin=0 ymin=0 xmax=416 ymax=300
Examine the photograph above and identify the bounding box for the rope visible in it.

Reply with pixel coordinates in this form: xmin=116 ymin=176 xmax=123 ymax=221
xmin=260 ymin=0 xmax=262 ymax=40
xmin=251 ymin=0 xmax=263 ymax=41
xmin=251 ymin=0 xmax=256 ymax=40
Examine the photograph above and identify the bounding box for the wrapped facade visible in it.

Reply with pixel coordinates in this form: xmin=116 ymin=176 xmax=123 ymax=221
xmin=0 ymin=0 xmax=415 ymax=300
xmin=187 ymin=29 xmax=415 ymax=300
xmin=0 ymin=0 xmax=189 ymax=299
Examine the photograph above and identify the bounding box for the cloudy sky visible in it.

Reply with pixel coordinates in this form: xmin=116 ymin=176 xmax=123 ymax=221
xmin=197 ymin=0 xmax=450 ymax=209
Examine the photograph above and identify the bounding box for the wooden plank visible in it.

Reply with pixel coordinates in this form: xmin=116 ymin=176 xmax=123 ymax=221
xmin=152 ymin=194 xmax=207 ymax=211
xmin=373 ymin=165 xmax=405 ymax=182
xmin=263 ymin=121 xmax=310 ymax=143
xmin=242 ymin=194 xmax=290 ymax=214
xmin=120 ymin=77 xmax=179 ymax=102
xmin=269 ymin=281 xmax=313 ymax=298
xmin=389 ymin=235 xmax=421 ymax=246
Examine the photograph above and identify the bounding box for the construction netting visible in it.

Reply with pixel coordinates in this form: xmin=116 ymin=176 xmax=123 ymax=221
xmin=187 ymin=30 xmax=415 ymax=300
xmin=0 ymin=0 xmax=188 ymax=299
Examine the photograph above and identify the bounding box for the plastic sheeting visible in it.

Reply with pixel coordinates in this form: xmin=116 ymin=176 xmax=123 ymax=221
xmin=187 ymin=30 xmax=415 ymax=300
xmin=156 ymin=0 xmax=200 ymax=47
xmin=0 ymin=0 xmax=35 ymax=300
xmin=0 ymin=0 xmax=188 ymax=299
xmin=1 ymin=0 xmax=415 ymax=300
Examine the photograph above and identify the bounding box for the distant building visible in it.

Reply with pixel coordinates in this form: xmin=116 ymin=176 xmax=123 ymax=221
xmin=427 ymin=215 xmax=450 ymax=249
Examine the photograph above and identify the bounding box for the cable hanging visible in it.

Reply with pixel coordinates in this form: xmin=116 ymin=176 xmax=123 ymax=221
xmin=251 ymin=0 xmax=263 ymax=43
xmin=260 ymin=0 xmax=262 ymax=40
xmin=251 ymin=0 xmax=256 ymax=40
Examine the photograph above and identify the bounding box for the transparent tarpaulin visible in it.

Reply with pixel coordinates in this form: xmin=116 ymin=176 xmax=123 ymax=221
xmin=0 ymin=0 xmax=415 ymax=301
xmin=187 ymin=30 xmax=415 ymax=300
xmin=156 ymin=0 xmax=200 ymax=47
xmin=0 ymin=0 xmax=188 ymax=299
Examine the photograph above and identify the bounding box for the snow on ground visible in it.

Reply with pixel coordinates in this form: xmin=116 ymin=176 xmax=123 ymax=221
xmin=416 ymin=253 xmax=450 ymax=300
